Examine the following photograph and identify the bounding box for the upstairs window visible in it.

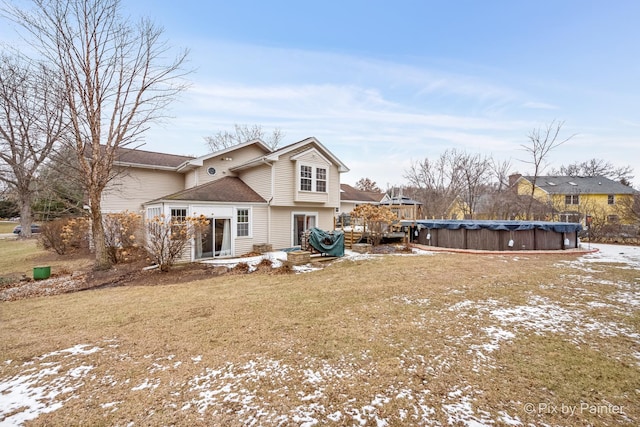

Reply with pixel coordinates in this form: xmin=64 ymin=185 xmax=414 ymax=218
xmin=607 ymin=194 xmax=615 ymax=205
xmin=300 ymin=165 xmax=313 ymax=191
xmin=299 ymin=164 xmax=328 ymax=193
xmin=565 ymin=194 xmax=579 ymax=205
xmin=316 ymin=168 xmax=327 ymax=192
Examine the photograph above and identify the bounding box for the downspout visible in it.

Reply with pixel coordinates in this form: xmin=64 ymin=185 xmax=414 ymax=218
xmin=262 ymin=158 xmax=274 ymax=246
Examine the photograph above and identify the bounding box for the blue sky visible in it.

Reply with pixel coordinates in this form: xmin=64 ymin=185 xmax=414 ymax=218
xmin=8 ymin=1 xmax=640 ymax=187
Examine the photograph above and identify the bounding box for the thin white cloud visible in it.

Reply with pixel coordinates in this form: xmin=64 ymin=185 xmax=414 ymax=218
xmin=140 ymin=39 xmax=639 ymax=187
xmin=522 ymin=101 xmax=559 ymax=110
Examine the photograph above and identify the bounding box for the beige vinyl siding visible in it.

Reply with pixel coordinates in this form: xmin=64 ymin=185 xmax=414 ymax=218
xmin=234 ymin=205 xmax=269 ymax=255
xmin=271 ymin=158 xmax=296 ymax=206
xmin=316 ymin=207 xmax=336 ymax=230
xmin=102 ymin=167 xmax=183 ymax=213
xmin=340 ymin=201 xmax=357 ymax=215
xmin=269 ymin=207 xmax=294 ymax=249
xmin=327 ymin=165 xmax=341 ymax=208
xmin=274 ymin=147 xmax=341 ymax=208
xmin=193 ymin=157 xmax=237 ymax=186
xmin=192 ymin=145 xmax=270 ymax=187
xmin=268 ymin=206 xmax=336 ymax=249
xmin=184 ymin=170 xmax=197 ymax=188
xmin=237 ymin=164 xmax=273 ymax=201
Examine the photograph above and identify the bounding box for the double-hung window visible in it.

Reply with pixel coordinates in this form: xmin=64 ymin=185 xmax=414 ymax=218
xmin=300 ymin=166 xmax=313 ymax=191
xmin=299 ymin=165 xmax=328 ymax=193
xmin=565 ymin=194 xmax=579 ymax=205
xmin=237 ymin=208 xmax=250 ymax=237
xmin=316 ymin=168 xmax=327 ymax=192
xmin=170 ymin=208 xmax=187 ymax=235
xmin=607 ymin=194 xmax=615 ymax=205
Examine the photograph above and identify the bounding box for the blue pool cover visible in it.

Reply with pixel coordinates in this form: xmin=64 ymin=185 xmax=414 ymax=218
xmin=399 ymin=219 xmax=582 ymax=233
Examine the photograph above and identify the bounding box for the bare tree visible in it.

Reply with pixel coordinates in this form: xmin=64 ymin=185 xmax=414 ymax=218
xmin=404 ymin=149 xmax=465 ymax=218
xmin=455 ymin=152 xmax=492 ymax=219
xmin=204 ymin=124 xmax=284 ymax=152
xmin=550 ymin=158 xmax=634 ymax=185
xmin=520 ymin=120 xmax=575 ymax=219
xmin=355 ymin=177 xmax=381 ymax=193
xmin=617 ymin=192 xmax=640 ymax=224
xmin=5 ymin=0 xmax=189 ymax=269
xmin=0 ymin=53 xmax=67 ymax=238
xmin=489 ymin=158 xmax=513 ymax=192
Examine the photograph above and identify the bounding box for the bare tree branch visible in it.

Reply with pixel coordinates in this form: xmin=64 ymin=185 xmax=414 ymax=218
xmin=204 ymin=124 xmax=284 ymax=152
xmin=4 ymin=0 xmax=190 ymax=268
xmin=0 ymin=52 xmax=68 ymax=237
xmin=520 ymin=120 xmax=575 ymax=219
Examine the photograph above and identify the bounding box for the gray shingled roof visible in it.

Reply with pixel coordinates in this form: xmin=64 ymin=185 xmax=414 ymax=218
xmin=523 ymin=175 xmax=636 ymax=194
xmin=340 ymin=184 xmax=385 ymax=203
xmin=115 ymin=146 xmax=195 ymax=168
xmin=152 ymin=177 xmax=267 ymax=203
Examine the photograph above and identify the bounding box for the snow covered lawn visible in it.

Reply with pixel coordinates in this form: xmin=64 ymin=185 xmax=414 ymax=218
xmin=1 ymin=243 xmax=638 ymax=426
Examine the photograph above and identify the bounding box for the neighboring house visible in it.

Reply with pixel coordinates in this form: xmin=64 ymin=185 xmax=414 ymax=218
xmin=445 ymin=193 xmax=549 ymax=221
xmin=102 ymin=137 xmax=349 ymax=260
xmin=379 ymin=194 xmax=424 ymax=220
xmin=339 ymin=184 xmax=385 ymax=215
xmin=512 ymin=175 xmax=637 ymax=224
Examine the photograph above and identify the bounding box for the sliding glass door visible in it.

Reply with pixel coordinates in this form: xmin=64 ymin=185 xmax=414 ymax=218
xmin=214 ymin=218 xmax=232 ymax=257
xmin=195 ymin=217 xmax=231 ymax=258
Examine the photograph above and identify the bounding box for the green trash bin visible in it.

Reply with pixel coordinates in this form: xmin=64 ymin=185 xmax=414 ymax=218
xmin=33 ymin=266 xmax=51 ymax=280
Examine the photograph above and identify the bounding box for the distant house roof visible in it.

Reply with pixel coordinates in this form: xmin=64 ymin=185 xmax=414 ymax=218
xmin=522 ymin=175 xmax=636 ymax=195
xmin=380 ymin=195 xmax=423 ymax=206
xmin=151 ymin=177 xmax=267 ymax=203
xmin=340 ymin=184 xmax=385 ymax=203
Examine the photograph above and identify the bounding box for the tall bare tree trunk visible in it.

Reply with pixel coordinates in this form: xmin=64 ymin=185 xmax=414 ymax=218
xmin=88 ymin=193 xmax=110 ymax=270
xmin=5 ymin=0 xmax=189 ymax=270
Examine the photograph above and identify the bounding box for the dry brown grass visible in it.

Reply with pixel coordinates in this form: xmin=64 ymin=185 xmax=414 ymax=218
xmin=0 ymin=239 xmax=91 ymax=281
xmin=1 ymin=250 xmax=638 ymax=426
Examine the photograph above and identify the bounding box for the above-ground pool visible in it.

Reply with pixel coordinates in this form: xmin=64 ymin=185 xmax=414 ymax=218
xmin=400 ymin=220 xmax=583 ymax=251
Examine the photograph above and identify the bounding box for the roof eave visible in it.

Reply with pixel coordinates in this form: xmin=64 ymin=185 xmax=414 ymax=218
xmin=114 ymin=161 xmax=177 ymax=171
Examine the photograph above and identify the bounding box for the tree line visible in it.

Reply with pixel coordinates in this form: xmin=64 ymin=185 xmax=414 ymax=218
xmin=0 ymin=0 xmax=188 ymax=270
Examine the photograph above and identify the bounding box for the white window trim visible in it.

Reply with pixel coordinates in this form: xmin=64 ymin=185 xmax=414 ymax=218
xmin=170 ymin=207 xmax=188 ymax=222
xmin=146 ymin=206 xmax=162 ymax=220
xmin=236 ymin=207 xmax=252 ymax=238
xmin=297 ymin=163 xmax=329 ymax=193
xmin=291 ymin=211 xmax=319 ymax=247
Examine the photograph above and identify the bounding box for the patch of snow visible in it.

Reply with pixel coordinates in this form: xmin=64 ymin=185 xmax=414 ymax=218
xmin=131 ymin=378 xmax=159 ymax=391
xmin=442 ymin=387 xmax=492 ymax=427
xmin=498 ymin=411 xmax=523 ymax=426
xmin=565 ymin=243 xmax=640 ymax=270
xmin=393 ymin=295 xmax=430 ymax=306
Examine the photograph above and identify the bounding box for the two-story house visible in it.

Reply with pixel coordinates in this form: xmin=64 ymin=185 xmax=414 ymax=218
xmin=512 ymin=175 xmax=636 ymax=224
xmin=102 ymin=137 xmax=349 ymax=260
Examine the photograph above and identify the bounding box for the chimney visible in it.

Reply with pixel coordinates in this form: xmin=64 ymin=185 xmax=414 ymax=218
xmin=509 ymin=173 xmax=522 ymax=187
